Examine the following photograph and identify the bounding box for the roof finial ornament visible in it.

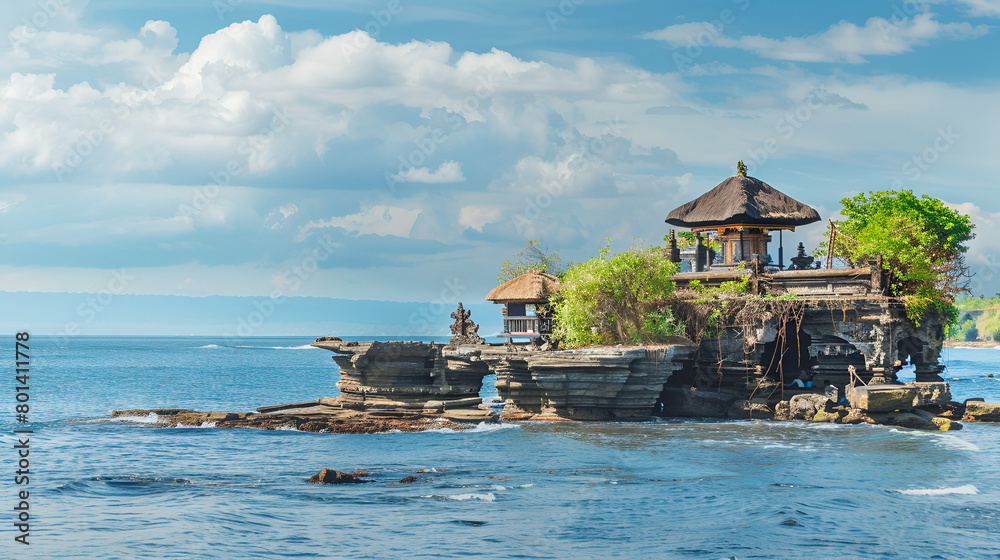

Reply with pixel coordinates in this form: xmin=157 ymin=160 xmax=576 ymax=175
xmin=736 ymin=160 xmax=748 ymax=177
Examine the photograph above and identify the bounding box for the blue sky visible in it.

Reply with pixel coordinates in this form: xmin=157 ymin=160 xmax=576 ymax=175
xmin=2 ymin=0 xmax=999 ymax=335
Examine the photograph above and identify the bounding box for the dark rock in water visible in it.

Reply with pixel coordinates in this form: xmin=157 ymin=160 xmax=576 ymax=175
xmin=455 ymin=520 xmax=487 ymax=526
xmin=658 ymin=386 xmax=739 ymax=418
xmin=308 ymin=469 xmax=370 ymax=485
xmin=390 ymin=476 xmax=418 ymax=486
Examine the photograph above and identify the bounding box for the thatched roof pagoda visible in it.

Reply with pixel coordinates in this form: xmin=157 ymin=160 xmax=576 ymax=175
xmin=486 ymin=271 xmax=561 ymax=339
xmin=666 ymin=167 xmax=820 ymax=231
xmin=666 ymin=161 xmax=820 ymax=267
xmin=486 ymin=271 xmax=561 ymax=304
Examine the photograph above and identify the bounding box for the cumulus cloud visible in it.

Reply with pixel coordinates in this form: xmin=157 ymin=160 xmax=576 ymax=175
xmin=645 ymin=13 xmax=988 ymax=63
xmin=458 ymin=205 xmax=502 ymax=232
xmin=937 ymin=0 xmax=1000 ymax=16
xmin=392 ymin=161 xmax=465 ymax=183
xmin=301 ymin=205 xmax=422 ymax=237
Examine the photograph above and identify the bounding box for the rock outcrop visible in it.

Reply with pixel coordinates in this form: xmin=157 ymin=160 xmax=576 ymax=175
xmin=308 ymin=469 xmax=371 ymax=484
xmin=963 ymin=401 xmax=1000 ymax=422
xmin=310 ymin=339 xmax=494 ymax=421
xmin=484 ymin=344 xmax=697 ymax=421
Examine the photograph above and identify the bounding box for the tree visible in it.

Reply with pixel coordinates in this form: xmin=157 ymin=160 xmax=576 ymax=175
xmin=822 ymin=190 xmax=975 ymax=325
xmin=497 ymin=240 xmax=563 ymax=283
xmin=551 ymin=239 xmax=684 ymax=348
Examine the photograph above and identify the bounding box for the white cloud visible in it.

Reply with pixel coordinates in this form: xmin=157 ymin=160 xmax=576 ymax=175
xmin=0 ymin=194 xmax=26 ymax=213
xmin=392 ymin=161 xmax=466 ymax=183
xmin=458 ymin=205 xmax=502 ymax=231
xmin=939 ymin=0 xmax=1000 ymax=16
xmin=301 ymin=205 xmax=422 ymax=237
xmin=645 ymin=14 xmax=988 ymax=63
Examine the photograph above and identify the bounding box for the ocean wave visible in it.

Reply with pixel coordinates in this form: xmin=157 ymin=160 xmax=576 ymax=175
xmin=423 ymin=492 xmax=496 ymax=502
xmin=897 ymin=484 xmax=978 ymax=496
xmin=234 ymin=344 xmax=317 ymax=350
xmin=195 ymin=344 xmax=223 ymax=349
xmin=423 ymin=422 xmax=522 ymax=434
xmin=936 ymin=435 xmax=981 ymax=452
xmin=111 ymin=412 xmax=160 ymax=424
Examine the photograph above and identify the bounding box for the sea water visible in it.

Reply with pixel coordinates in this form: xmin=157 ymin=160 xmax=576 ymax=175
xmin=2 ymin=336 xmax=999 ymax=559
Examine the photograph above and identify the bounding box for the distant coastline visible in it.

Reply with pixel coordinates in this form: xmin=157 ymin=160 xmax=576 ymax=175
xmin=944 ymin=340 xmax=999 ymax=348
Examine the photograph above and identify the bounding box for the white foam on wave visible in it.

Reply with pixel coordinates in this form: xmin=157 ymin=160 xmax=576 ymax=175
xmin=898 ymin=484 xmax=978 ymax=496
xmin=425 ymin=492 xmax=496 ymax=502
xmin=234 ymin=344 xmax=316 ymax=350
xmin=111 ymin=412 xmax=160 ymax=424
xmin=196 ymin=344 xmax=223 ymax=349
xmin=421 ymin=422 xmax=521 ymax=434
xmin=937 ymin=435 xmax=981 ymax=452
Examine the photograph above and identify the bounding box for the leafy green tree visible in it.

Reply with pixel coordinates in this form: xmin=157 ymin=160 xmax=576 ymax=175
xmin=822 ymin=190 xmax=974 ymax=325
xmin=552 ymin=239 xmax=684 ymax=348
xmin=497 ymin=240 xmax=563 ymax=283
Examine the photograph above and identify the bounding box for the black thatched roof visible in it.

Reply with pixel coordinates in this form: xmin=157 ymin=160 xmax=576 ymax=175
xmin=665 ymin=175 xmax=820 ymax=229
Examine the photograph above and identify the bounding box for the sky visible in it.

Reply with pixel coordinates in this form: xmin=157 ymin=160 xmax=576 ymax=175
xmin=1 ymin=0 xmax=999 ymax=336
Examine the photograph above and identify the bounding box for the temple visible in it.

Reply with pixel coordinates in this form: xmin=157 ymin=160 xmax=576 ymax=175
xmin=665 ymin=161 xmax=820 ymax=269
xmin=299 ymin=163 xmax=985 ymax=431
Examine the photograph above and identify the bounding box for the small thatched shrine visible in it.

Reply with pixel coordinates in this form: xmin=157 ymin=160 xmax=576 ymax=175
xmin=666 ymin=161 xmax=820 ymax=267
xmin=485 ymin=271 xmax=561 ymax=338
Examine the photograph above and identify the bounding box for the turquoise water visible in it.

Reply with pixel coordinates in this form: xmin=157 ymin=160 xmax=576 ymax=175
xmin=2 ymin=337 xmax=1000 ymax=559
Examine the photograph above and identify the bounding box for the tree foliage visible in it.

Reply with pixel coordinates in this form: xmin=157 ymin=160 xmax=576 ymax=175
xmin=821 ymin=190 xmax=974 ymax=325
xmin=551 ymin=239 xmax=683 ymax=348
xmin=497 ymin=240 xmax=563 ymax=283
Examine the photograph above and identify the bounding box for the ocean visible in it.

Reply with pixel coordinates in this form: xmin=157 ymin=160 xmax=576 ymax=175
xmin=3 ymin=336 xmax=999 ymax=559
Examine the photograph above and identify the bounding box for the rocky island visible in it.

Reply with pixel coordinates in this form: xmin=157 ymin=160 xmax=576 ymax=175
xmin=102 ymin=165 xmax=1000 ymax=433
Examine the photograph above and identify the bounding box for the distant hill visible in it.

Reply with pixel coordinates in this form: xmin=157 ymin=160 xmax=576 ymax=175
xmin=950 ymin=296 xmax=1000 ymax=342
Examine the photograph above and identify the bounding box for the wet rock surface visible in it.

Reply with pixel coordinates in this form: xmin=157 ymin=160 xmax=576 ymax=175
xmin=97 ymin=408 xmax=472 ymax=434
xmin=308 ymin=469 xmax=371 ymax=484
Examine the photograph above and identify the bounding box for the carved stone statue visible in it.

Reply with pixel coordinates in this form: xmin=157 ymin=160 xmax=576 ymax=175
xmin=449 ymin=302 xmax=483 ymax=345
xmin=788 ymin=242 xmax=815 ymax=271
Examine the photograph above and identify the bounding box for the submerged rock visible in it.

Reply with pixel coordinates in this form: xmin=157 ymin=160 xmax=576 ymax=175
xmin=308 ymin=469 xmax=371 ymax=485
xmin=390 ymin=476 xmax=418 ymax=486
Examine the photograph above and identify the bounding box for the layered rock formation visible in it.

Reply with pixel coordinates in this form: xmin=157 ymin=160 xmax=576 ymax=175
xmin=483 ymin=343 xmax=697 ymax=421
xmin=310 ymin=338 xmax=493 ymax=420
